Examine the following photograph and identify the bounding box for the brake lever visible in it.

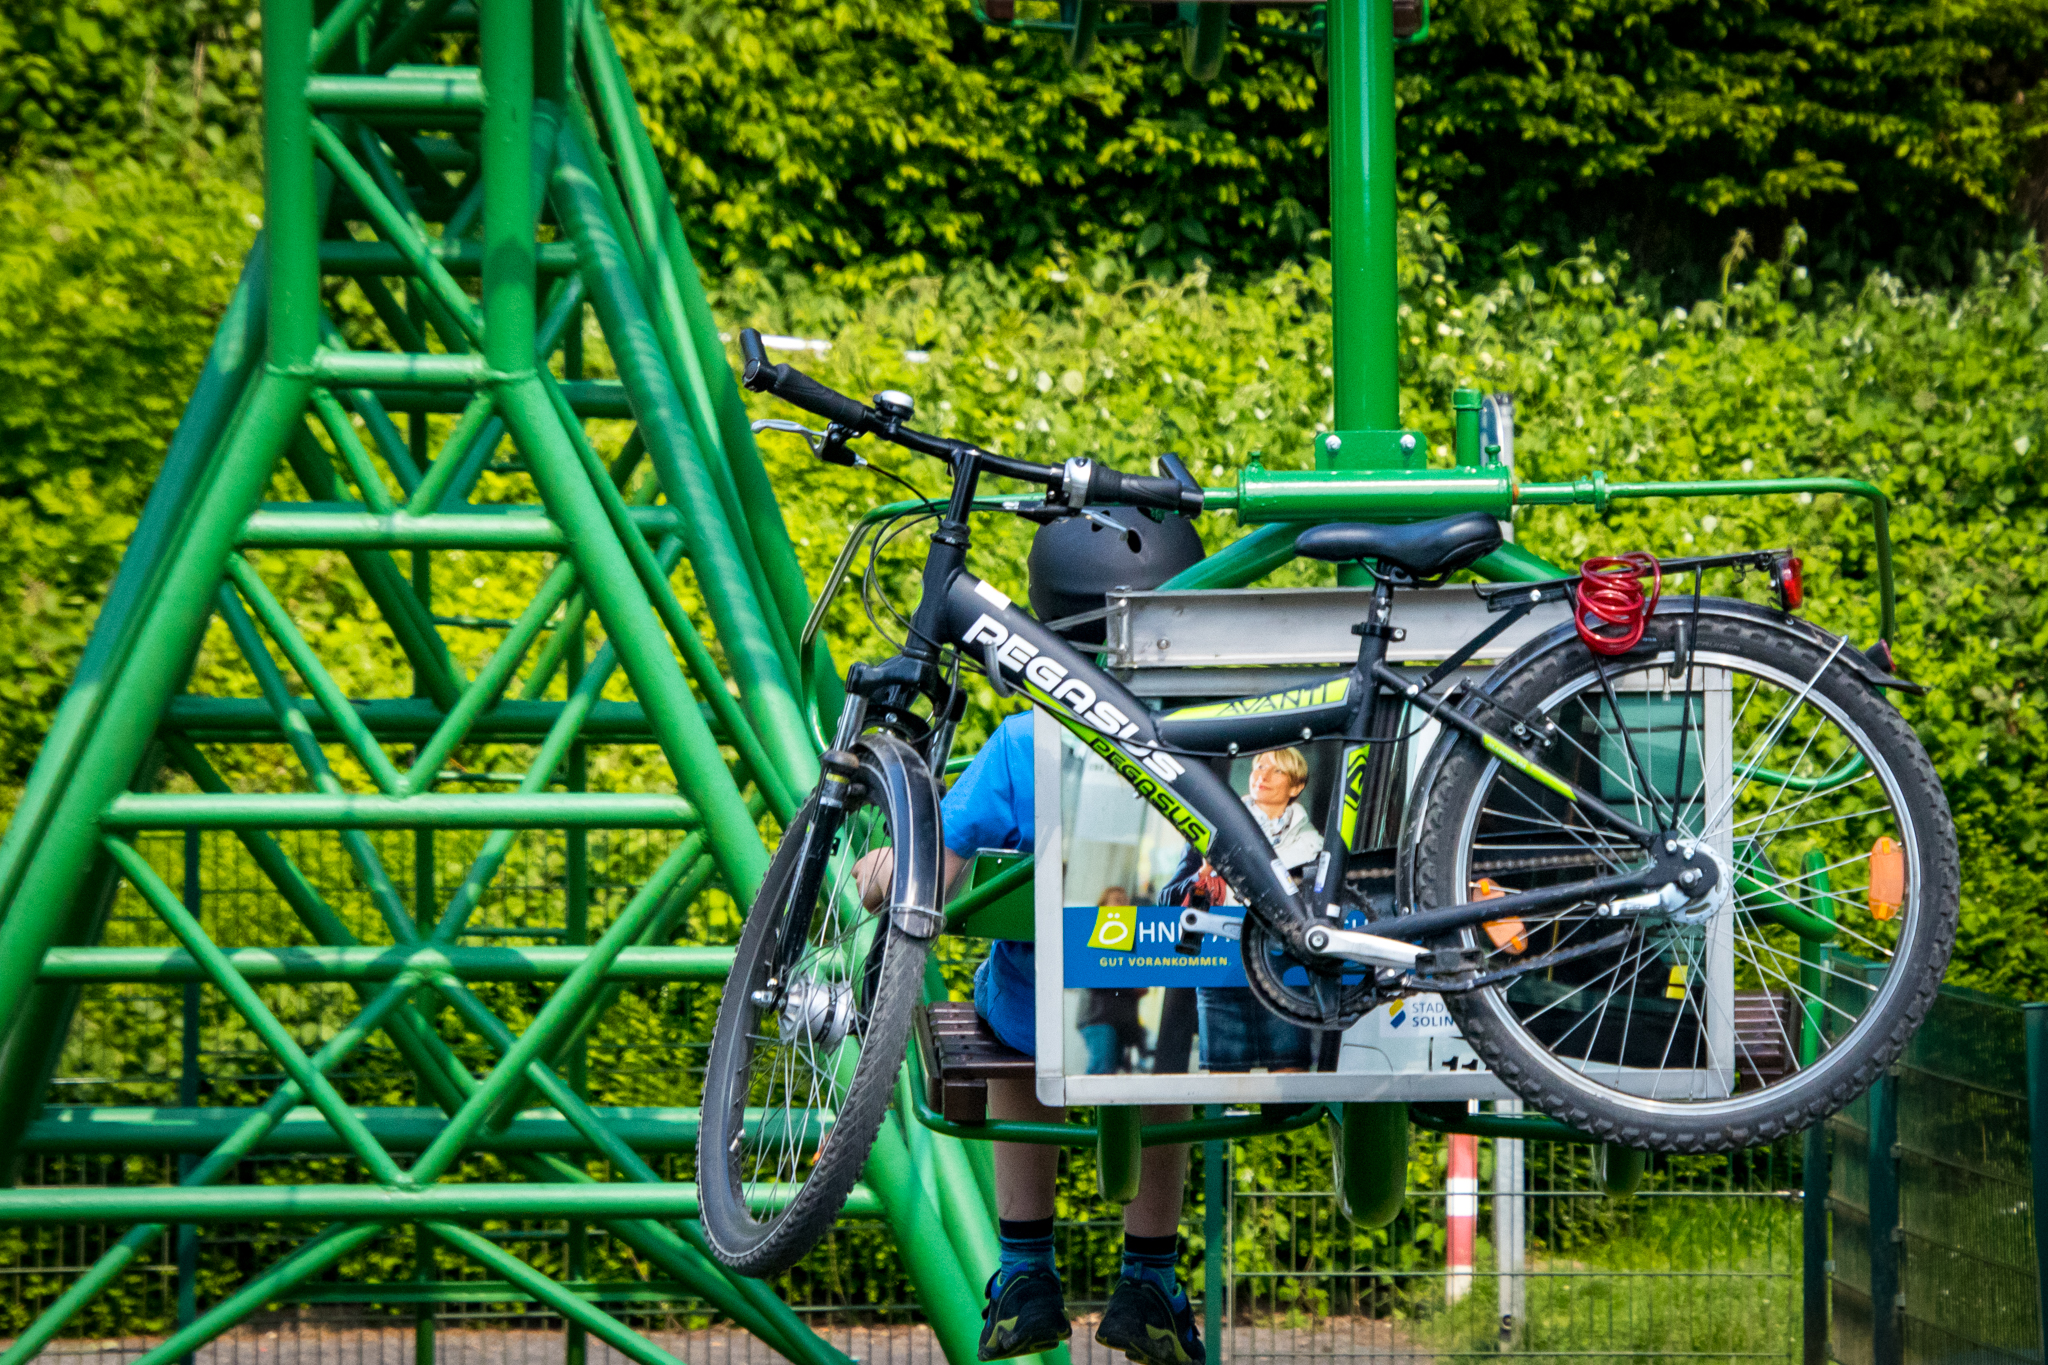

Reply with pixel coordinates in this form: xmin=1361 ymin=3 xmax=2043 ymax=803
xmin=751 ymin=417 xmax=866 ymax=469
xmin=751 ymin=417 xmax=826 ymax=452
xmin=997 ymin=500 xmax=1140 ymax=549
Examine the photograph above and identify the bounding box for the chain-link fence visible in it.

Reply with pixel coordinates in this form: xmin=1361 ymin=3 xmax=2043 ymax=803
xmin=7 ymin=830 xmax=1809 ymax=1363
xmin=1823 ymin=971 xmax=2041 ymax=1365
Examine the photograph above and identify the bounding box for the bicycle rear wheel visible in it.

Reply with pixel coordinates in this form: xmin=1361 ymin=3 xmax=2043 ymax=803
xmin=1409 ymin=604 xmax=1958 ymax=1151
xmin=698 ymin=737 xmax=935 ymax=1276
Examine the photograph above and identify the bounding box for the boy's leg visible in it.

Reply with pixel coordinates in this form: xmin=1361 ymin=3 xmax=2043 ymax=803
xmin=1123 ymin=1105 xmax=1192 ymax=1235
xmin=979 ymin=1078 xmax=1070 ymax=1360
xmin=1099 ymin=1105 xmax=1203 ymax=1365
xmin=988 ymin=1077 xmax=1063 ymax=1220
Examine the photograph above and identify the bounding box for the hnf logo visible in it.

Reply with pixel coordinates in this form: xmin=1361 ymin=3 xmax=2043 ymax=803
xmin=1087 ymin=903 xmax=1137 ymax=951
xmin=961 ymin=585 xmax=1185 ymax=785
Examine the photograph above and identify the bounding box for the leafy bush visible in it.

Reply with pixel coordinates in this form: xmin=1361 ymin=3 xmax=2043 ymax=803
xmin=732 ymin=215 xmax=2048 ymax=994
xmin=9 ymin=0 xmax=2048 ymax=290
xmin=0 ymin=157 xmax=257 ymax=781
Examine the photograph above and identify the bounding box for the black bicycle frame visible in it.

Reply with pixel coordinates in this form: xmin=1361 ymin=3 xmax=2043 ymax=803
xmin=853 ymin=453 xmax=1699 ymax=959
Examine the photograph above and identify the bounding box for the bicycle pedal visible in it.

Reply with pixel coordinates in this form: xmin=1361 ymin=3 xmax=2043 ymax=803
xmin=1421 ymin=946 xmax=1483 ymax=974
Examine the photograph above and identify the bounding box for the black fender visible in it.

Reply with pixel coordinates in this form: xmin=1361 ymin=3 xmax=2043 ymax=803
xmin=1394 ymin=594 xmax=1903 ymax=911
xmin=854 ymin=732 xmax=946 ymax=939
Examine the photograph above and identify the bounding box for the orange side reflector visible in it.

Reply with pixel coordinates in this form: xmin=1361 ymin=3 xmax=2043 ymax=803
xmin=1870 ymin=836 xmax=1904 ymax=921
xmin=1473 ymin=878 xmax=1527 ymax=954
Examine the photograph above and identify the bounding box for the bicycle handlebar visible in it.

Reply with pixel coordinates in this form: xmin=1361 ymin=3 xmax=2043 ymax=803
xmin=736 ymin=327 xmax=1203 ymax=518
xmin=738 ymin=329 xmax=873 ymax=429
xmin=1088 ymin=465 xmax=1203 ymax=516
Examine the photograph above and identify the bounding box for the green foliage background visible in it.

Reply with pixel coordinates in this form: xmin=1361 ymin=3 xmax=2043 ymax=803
xmin=9 ymin=0 xmax=2048 ymax=290
xmin=4 ymin=0 xmax=2048 ymax=1338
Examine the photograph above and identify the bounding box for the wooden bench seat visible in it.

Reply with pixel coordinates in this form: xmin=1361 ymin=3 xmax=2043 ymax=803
xmin=917 ymin=1000 xmax=1035 ymax=1123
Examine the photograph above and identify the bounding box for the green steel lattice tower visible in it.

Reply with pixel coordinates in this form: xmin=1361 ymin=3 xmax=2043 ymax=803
xmin=0 ymin=0 xmax=1017 ymax=1358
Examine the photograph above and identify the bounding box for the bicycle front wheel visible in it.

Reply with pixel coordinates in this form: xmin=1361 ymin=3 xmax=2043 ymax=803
xmin=1410 ymin=604 xmax=1958 ymax=1152
xmin=698 ymin=738 xmax=935 ymax=1277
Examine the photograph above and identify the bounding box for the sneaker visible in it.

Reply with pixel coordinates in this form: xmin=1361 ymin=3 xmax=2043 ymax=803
xmin=1095 ymin=1274 xmax=1204 ymax=1365
xmin=978 ymin=1268 xmax=1071 ymax=1361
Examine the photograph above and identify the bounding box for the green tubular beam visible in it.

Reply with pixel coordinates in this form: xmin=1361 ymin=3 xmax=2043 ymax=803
xmin=1325 ymin=0 xmax=1400 ymax=431
xmin=38 ymin=944 xmax=735 ymax=983
xmin=1096 ymin=1107 xmax=1143 ymax=1203
xmin=240 ymin=505 xmax=684 ymax=547
xmin=1516 ymin=475 xmax=1896 ymax=640
xmin=20 ymin=1104 xmax=811 ymax=1155
xmin=550 ymin=110 xmax=816 ymax=794
xmin=426 ymin=1222 xmax=688 ymax=1365
xmin=0 ymin=368 xmax=311 ymax=1047
xmin=164 ymin=695 xmax=663 ymax=741
xmin=0 ymin=1182 xmax=882 ymax=1225
xmin=865 ymin=1118 xmax=989 ymax=1365
xmin=1332 ymin=1103 xmax=1407 ymax=1228
xmin=103 ymin=792 xmax=700 ymax=829
xmin=1733 ymin=864 xmax=1839 ymax=942
xmin=576 ymin=9 xmax=801 ymax=689
xmin=321 ymin=240 xmax=582 ymax=275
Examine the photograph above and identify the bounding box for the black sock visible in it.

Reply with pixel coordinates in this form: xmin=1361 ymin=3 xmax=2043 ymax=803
xmin=997 ymin=1217 xmax=1057 ymax=1285
xmin=1122 ymin=1233 xmax=1179 ymax=1293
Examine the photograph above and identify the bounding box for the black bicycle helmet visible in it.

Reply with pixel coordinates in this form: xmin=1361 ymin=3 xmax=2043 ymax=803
xmin=1027 ymin=506 xmax=1206 ymax=645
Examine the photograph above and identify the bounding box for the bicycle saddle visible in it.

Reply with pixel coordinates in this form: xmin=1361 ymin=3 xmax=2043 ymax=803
xmin=1295 ymin=511 xmax=1504 ymax=579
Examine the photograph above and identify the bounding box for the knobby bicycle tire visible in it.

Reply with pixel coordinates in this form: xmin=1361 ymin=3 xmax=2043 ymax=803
xmin=698 ymin=749 xmax=934 ymax=1277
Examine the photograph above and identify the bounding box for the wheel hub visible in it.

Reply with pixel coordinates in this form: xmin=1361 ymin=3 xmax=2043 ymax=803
xmin=778 ymin=975 xmax=855 ymax=1048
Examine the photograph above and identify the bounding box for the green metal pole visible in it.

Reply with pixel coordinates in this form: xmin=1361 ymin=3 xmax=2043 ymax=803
xmin=2025 ymin=1004 xmax=2048 ymax=1365
xmin=566 ymin=628 xmax=590 ymax=1365
xmin=1334 ymin=1102 xmax=1407 ymax=1228
xmin=0 ymin=1182 xmax=884 ymax=1223
xmin=549 ymin=110 xmax=817 ymax=791
xmin=175 ymin=831 xmax=200 ymax=1365
xmin=1324 ymin=0 xmax=1399 ymax=435
xmin=864 ymin=1119 xmax=989 ymax=1365
xmin=1867 ymin=968 xmax=1901 ymax=1365
xmin=1202 ymin=1105 xmax=1225 ymax=1359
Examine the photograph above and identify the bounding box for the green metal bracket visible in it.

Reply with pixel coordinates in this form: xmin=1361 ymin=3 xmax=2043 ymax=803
xmin=951 ymin=852 xmax=1035 ymax=939
xmin=1316 ymin=428 xmax=1432 ymax=472
xmin=1593 ymin=1144 xmax=1646 ymax=1196
xmin=1332 ymin=1102 xmax=1407 ymax=1228
xmin=1097 ymin=1106 xmax=1144 ymax=1202
xmin=1178 ymin=3 xmax=1231 ymax=80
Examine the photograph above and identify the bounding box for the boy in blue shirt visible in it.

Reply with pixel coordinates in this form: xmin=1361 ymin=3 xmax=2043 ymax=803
xmin=860 ymin=508 xmax=1208 ymax=1365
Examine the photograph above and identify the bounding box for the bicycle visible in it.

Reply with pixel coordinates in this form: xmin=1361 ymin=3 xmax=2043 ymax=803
xmin=697 ymin=329 xmax=1959 ymax=1276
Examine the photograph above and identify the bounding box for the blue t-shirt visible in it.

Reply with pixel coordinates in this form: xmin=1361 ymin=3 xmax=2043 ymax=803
xmin=942 ymin=711 xmax=1035 ymax=860
xmin=944 ymin=711 xmax=1038 ymax=1053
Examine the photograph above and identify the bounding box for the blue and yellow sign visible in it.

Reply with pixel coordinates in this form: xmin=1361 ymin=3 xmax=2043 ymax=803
xmin=1063 ymin=905 xmax=1246 ymax=987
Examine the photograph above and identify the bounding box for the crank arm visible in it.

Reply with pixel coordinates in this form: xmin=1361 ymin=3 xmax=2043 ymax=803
xmin=1409 ymin=927 xmax=1635 ymax=994
xmin=1182 ymin=909 xmax=1424 ymax=972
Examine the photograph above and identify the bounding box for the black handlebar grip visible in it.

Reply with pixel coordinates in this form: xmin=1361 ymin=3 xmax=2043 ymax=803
xmin=764 ymin=366 xmax=873 ymax=430
xmin=738 ymin=328 xmax=770 ymax=389
xmin=734 ymin=327 xmax=872 ymax=428
xmin=1092 ymin=466 xmax=1205 ymax=517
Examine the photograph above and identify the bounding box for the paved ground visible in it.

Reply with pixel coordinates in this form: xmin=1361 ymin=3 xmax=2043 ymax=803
xmin=19 ymin=1316 xmax=1438 ymax=1364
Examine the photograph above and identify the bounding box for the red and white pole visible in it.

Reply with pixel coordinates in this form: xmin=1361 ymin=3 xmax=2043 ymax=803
xmin=1446 ymin=1132 xmax=1478 ymax=1303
